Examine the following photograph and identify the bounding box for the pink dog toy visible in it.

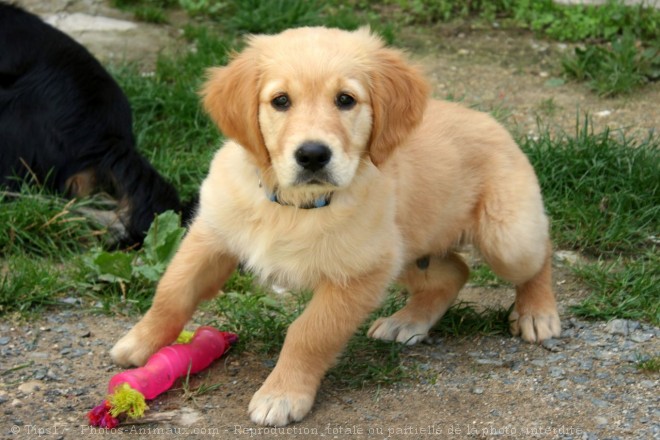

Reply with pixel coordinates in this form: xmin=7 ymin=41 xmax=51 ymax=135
xmin=88 ymin=326 xmax=237 ymax=428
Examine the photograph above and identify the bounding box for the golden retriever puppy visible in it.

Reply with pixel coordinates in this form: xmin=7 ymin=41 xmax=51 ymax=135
xmin=111 ymin=27 xmax=561 ymax=426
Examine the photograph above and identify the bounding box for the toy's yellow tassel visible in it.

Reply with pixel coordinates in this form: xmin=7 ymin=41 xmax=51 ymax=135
xmin=108 ymin=383 xmax=148 ymax=419
xmin=175 ymin=330 xmax=194 ymax=344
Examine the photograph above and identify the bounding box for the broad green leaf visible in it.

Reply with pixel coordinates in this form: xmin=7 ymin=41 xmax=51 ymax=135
xmin=93 ymin=251 xmax=133 ymax=283
xmin=143 ymin=211 xmax=186 ymax=265
xmin=132 ymin=263 xmax=166 ymax=282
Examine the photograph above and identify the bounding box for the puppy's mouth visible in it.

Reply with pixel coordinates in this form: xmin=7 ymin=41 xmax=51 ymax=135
xmin=294 ymin=170 xmax=338 ymax=187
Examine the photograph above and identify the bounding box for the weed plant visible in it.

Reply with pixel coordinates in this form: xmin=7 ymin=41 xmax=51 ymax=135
xmin=562 ymin=33 xmax=659 ymax=96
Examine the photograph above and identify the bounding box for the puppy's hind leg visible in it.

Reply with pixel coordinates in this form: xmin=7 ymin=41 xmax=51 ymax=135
xmin=111 ymin=219 xmax=238 ymax=366
xmin=368 ymin=252 xmax=469 ymax=345
xmin=476 ymin=186 xmax=560 ymax=343
xmin=508 ymin=244 xmax=560 ymax=342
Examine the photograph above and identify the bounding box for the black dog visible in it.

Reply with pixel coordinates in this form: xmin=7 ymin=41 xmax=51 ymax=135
xmin=0 ymin=3 xmax=194 ymax=246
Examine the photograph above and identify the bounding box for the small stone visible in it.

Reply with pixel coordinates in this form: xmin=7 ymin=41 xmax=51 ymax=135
xmin=578 ymin=360 xmax=593 ymax=370
xmin=472 ymin=387 xmax=484 ymax=395
xmin=554 ymin=250 xmax=581 ymax=265
xmin=542 ymin=338 xmax=563 ymax=352
xmin=550 ymin=367 xmax=565 ymax=378
xmin=639 ymin=380 xmax=655 ymax=389
xmin=531 ymin=359 xmax=546 ymax=367
xmin=605 ymin=319 xmax=629 ymax=336
xmin=630 ymin=332 xmax=653 ymax=343
xmin=69 ymin=349 xmax=88 ymax=358
xmin=591 ymin=398 xmax=609 ymax=408
xmin=594 ymin=350 xmax=615 ymax=361
xmin=58 ymin=297 xmax=81 ymax=306
xmin=475 ymin=359 xmax=504 ymax=367
xmin=594 ymin=416 xmax=608 ymax=425
xmin=547 ymin=353 xmax=567 ymax=363
xmin=571 ymin=375 xmax=589 ymax=384
xmin=569 ymin=318 xmax=587 ymax=329
xmin=11 ymin=399 xmax=22 ymax=407
xmin=0 ymin=337 xmax=10 ymax=345
xmin=46 ymin=370 xmax=60 ymax=381
xmin=18 ymin=381 xmax=42 ymax=394
xmin=510 ymin=361 xmax=523 ymax=372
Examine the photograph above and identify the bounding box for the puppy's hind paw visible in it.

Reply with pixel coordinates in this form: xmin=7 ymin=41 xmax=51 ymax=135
xmin=509 ymin=308 xmax=561 ymax=343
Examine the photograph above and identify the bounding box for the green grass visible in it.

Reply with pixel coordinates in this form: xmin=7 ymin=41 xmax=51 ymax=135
xmin=111 ymin=0 xmax=177 ymax=22
xmin=207 ymin=272 xmax=306 ymax=354
xmin=113 ymin=26 xmax=229 ymax=200
xmin=469 ymin=263 xmax=504 ymax=287
xmin=0 ymin=188 xmax=107 ymax=256
xmin=206 ymin=276 xmax=410 ymax=386
xmin=226 ymin=0 xmax=325 ymax=34
xmin=522 ymin=119 xmax=659 ymax=256
xmin=433 ymin=303 xmax=510 ymax=337
xmin=571 ymin=252 xmax=659 ymax=325
xmin=0 ymin=254 xmax=75 ymax=314
xmin=637 ymin=355 xmax=660 ymax=373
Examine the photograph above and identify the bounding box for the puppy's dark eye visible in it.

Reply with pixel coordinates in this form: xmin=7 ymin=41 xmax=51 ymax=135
xmin=335 ymin=93 xmax=356 ymax=110
xmin=271 ymin=94 xmax=291 ymax=111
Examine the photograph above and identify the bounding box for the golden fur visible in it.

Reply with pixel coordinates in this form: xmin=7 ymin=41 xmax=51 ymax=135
xmin=111 ymin=27 xmax=561 ymax=426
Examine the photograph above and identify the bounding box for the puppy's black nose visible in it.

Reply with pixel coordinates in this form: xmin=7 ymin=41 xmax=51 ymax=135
xmin=295 ymin=142 xmax=332 ymax=172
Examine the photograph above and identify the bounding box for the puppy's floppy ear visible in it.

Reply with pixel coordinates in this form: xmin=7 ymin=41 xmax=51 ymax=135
xmin=200 ymin=48 xmax=270 ymax=168
xmin=368 ymin=47 xmax=430 ymax=166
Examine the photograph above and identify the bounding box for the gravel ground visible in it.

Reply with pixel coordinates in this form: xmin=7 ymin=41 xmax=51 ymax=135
xmin=1 ymin=310 xmax=658 ymax=439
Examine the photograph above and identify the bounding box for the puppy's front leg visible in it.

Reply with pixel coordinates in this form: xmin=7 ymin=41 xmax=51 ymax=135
xmin=111 ymin=220 xmax=238 ymax=367
xmin=249 ymin=268 xmax=391 ymax=426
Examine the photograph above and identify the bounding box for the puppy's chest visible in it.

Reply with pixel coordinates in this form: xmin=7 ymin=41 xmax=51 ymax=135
xmin=223 ymin=207 xmax=391 ymax=289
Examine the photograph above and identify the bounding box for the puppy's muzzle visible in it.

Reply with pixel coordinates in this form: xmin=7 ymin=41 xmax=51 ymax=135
xmin=295 ymin=141 xmax=332 ymax=172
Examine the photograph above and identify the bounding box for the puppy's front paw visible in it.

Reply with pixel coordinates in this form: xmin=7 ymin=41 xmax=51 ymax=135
xmin=110 ymin=325 xmax=169 ymax=367
xmin=249 ymin=386 xmax=314 ymax=426
xmin=509 ymin=307 xmax=561 ymax=343
xmin=367 ymin=316 xmax=429 ymax=345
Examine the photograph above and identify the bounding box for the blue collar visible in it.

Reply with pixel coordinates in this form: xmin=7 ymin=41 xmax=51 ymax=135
xmin=257 ymin=171 xmax=331 ymax=209
xmin=266 ymin=191 xmax=331 ymax=209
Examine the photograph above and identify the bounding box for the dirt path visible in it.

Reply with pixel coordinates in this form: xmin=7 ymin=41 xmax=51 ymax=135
xmin=404 ymin=25 xmax=660 ymax=138
xmin=2 ymin=2 xmax=659 ymax=439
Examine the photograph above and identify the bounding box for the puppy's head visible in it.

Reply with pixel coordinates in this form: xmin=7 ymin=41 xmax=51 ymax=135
xmin=201 ymin=27 xmax=429 ymax=197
